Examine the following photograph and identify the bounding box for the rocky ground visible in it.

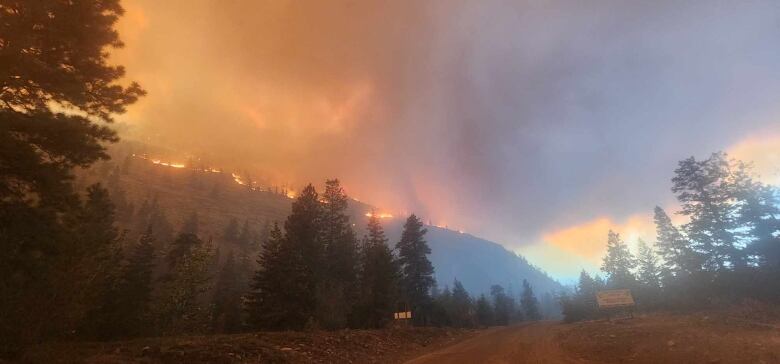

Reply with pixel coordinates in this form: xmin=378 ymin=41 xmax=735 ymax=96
xmin=20 ymin=327 xmax=474 ymax=364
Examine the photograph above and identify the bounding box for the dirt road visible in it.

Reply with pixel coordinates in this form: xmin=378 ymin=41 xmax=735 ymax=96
xmin=405 ymin=311 xmax=780 ymax=364
xmin=404 ymin=322 xmax=586 ymax=364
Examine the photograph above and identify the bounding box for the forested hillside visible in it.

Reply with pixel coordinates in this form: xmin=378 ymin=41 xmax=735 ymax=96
xmin=79 ymin=142 xmax=561 ymax=306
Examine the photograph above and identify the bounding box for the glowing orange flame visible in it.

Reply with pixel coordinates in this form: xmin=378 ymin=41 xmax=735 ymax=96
xmin=365 ymin=212 xmax=393 ymax=219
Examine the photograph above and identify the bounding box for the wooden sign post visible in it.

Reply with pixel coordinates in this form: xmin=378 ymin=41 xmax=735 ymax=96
xmin=596 ymin=289 xmax=635 ymax=320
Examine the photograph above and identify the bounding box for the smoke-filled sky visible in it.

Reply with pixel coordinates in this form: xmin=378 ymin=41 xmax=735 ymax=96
xmin=113 ymin=0 xmax=780 ymax=280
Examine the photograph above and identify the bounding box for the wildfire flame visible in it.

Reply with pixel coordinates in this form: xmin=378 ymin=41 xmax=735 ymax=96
xmin=365 ymin=212 xmax=393 ymax=219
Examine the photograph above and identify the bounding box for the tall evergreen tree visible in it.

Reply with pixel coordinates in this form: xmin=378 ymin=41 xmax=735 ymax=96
xmin=520 ymin=279 xmax=541 ymax=321
xmin=397 ymin=214 xmax=436 ymax=325
xmin=0 ymin=1 xmax=144 ymax=348
xmin=72 ymin=185 xmax=125 ymax=339
xmin=490 ymin=285 xmax=514 ymax=325
xmin=247 ymin=223 xmax=301 ymax=330
xmin=653 ymin=206 xmax=699 ymax=276
xmin=211 ymin=252 xmax=243 ymax=333
xmin=318 ymin=179 xmax=359 ymax=328
xmin=636 ymin=239 xmax=662 ymax=289
xmin=450 ymin=279 xmax=473 ymax=327
xmin=738 ymin=183 xmax=780 ymax=269
xmin=356 ymin=214 xmax=399 ymax=328
xmin=601 ymin=230 xmax=637 ymax=288
xmin=155 ymin=237 xmax=213 ymax=335
xmin=672 ymin=153 xmax=744 ymax=270
xmin=283 ymin=184 xmax=322 ymax=328
xmin=475 ymin=294 xmax=494 ymax=327
xmin=95 ymin=226 xmax=156 ymax=339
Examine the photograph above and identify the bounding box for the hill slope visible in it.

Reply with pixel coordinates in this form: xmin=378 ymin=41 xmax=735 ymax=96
xmin=82 ymin=150 xmax=561 ymax=309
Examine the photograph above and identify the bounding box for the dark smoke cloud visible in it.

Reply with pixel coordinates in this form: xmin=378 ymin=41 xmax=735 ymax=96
xmin=115 ymin=0 xmax=780 ymax=275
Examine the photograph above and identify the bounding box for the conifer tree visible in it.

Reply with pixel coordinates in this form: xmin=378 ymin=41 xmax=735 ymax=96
xmin=211 ymin=253 xmax=243 ymax=333
xmin=450 ymin=279 xmax=473 ymax=327
xmin=283 ymin=184 xmax=322 ymax=327
xmin=318 ymin=179 xmax=359 ymax=328
xmin=601 ymin=230 xmax=637 ymax=288
xmin=475 ymin=294 xmax=494 ymax=327
xmin=155 ymin=236 xmax=214 ymax=335
xmin=246 ymin=223 xmax=298 ymax=329
xmin=636 ymin=239 xmax=662 ymax=289
xmin=654 ymin=206 xmax=699 ymax=275
xmin=490 ymin=285 xmax=514 ymax=325
xmin=397 ymin=214 xmax=435 ymax=325
xmin=96 ymin=226 xmax=156 ymax=339
xmin=520 ymin=279 xmax=541 ymax=321
xmin=672 ymin=153 xmax=744 ymax=270
xmin=73 ymin=185 xmax=125 ymax=339
xmin=738 ymin=184 xmax=780 ymax=269
xmin=356 ymin=214 xmax=399 ymax=328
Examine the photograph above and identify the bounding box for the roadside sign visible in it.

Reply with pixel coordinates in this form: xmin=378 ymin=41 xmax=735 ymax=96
xmin=394 ymin=311 xmax=412 ymax=319
xmin=596 ymin=289 xmax=635 ymax=308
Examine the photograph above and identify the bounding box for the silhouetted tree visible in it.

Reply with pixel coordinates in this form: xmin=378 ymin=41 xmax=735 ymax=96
xmin=672 ymin=153 xmax=744 ymax=270
xmin=318 ymin=179 xmax=359 ymax=328
xmin=520 ymin=279 xmax=541 ymax=321
xmin=355 ymin=214 xmax=399 ymax=328
xmin=475 ymin=294 xmax=494 ymax=327
xmin=490 ymin=285 xmax=514 ymax=325
xmin=601 ymin=230 xmax=637 ymax=288
xmin=211 ymin=253 xmax=243 ymax=333
xmin=450 ymin=279 xmax=473 ymax=327
xmin=397 ymin=214 xmax=436 ymax=325
xmin=0 ymin=0 xmax=143 ymax=349
xmin=654 ymin=206 xmax=699 ymax=276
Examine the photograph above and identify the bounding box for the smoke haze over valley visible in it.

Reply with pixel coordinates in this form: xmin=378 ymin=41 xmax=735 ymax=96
xmin=111 ymin=0 xmax=780 ymax=279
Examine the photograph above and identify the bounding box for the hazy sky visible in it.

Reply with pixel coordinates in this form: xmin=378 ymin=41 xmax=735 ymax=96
xmin=113 ymin=0 xmax=780 ymax=280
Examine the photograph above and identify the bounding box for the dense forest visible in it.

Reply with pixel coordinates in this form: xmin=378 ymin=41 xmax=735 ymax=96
xmin=561 ymin=152 xmax=780 ymax=322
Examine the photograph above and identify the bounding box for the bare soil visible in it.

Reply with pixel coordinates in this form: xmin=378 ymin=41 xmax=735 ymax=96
xmin=21 ymin=327 xmax=475 ymax=364
xmin=407 ymin=306 xmax=780 ymax=364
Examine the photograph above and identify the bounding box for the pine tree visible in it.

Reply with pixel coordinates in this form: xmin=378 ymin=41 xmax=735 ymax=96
xmin=520 ymin=279 xmax=541 ymax=321
xmin=211 ymin=252 xmax=244 ymax=333
xmin=318 ymin=179 xmax=359 ymax=328
xmin=283 ymin=184 xmax=322 ymax=328
xmin=450 ymin=279 xmax=473 ymax=327
xmin=1 ymin=5 xmax=144 ymax=349
xmin=96 ymin=226 xmax=156 ymax=339
xmin=356 ymin=214 xmax=399 ymax=328
xmin=601 ymin=230 xmax=637 ymax=288
xmin=167 ymin=232 xmax=203 ymax=269
xmin=490 ymin=285 xmax=514 ymax=325
xmin=73 ymin=185 xmax=125 ymax=339
xmin=653 ymin=206 xmax=699 ymax=276
xmin=636 ymin=239 xmax=662 ymax=289
xmin=738 ymin=183 xmax=780 ymax=269
xmin=672 ymin=153 xmax=744 ymax=270
xmin=246 ymin=223 xmax=299 ymax=330
xmin=397 ymin=214 xmax=436 ymax=325
xmin=475 ymin=294 xmax=494 ymax=327
xmin=155 ymin=237 xmax=214 ymax=335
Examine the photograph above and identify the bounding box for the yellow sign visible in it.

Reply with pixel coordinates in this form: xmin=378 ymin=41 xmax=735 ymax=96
xmin=394 ymin=311 xmax=412 ymax=319
xmin=596 ymin=289 xmax=635 ymax=308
